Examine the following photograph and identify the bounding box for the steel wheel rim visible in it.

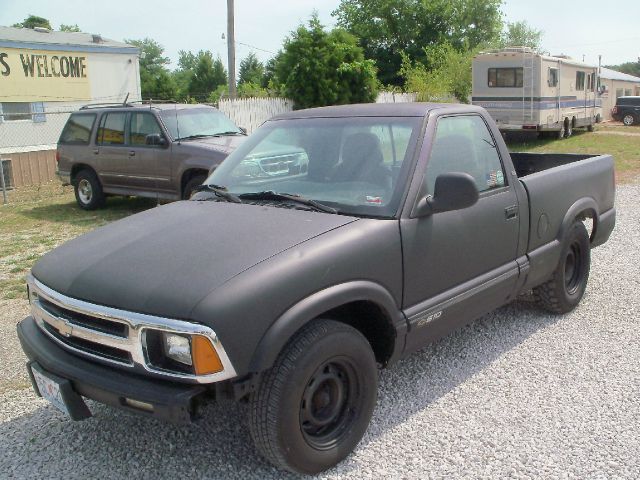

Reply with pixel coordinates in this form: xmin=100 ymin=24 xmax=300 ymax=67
xmin=564 ymin=242 xmax=582 ymax=295
xmin=77 ymin=179 xmax=93 ymax=204
xmin=623 ymin=115 xmax=634 ymax=126
xmin=299 ymin=359 xmax=358 ymax=450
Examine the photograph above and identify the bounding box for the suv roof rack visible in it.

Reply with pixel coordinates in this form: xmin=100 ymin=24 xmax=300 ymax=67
xmin=79 ymin=99 xmax=180 ymax=110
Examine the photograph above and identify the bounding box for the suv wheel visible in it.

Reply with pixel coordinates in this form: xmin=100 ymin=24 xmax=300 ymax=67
xmin=249 ymin=320 xmax=378 ymax=474
xmin=74 ymin=169 xmax=105 ymax=210
xmin=623 ymin=114 xmax=636 ymax=126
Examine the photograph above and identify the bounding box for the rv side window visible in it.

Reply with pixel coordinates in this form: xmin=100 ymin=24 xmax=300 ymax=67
xmin=488 ymin=68 xmax=523 ymax=88
xmin=548 ymin=68 xmax=558 ymax=87
xmin=575 ymin=71 xmax=585 ymax=91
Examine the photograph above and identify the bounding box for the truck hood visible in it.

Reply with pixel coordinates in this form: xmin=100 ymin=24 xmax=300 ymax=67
xmin=31 ymin=201 xmax=357 ymax=319
xmin=182 ymin=135 xmax=246 ymax=154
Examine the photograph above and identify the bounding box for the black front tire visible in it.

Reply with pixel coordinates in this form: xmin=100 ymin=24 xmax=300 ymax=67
xmin=74 ymin=169 xmax=105 ymax=210
xmin=534 ymin=221 xmax=591 ymax=313
xmin=183 ymin=175 xmax=207 ymax=200
xmin=249 ymin=320 xmax=378 ymax=475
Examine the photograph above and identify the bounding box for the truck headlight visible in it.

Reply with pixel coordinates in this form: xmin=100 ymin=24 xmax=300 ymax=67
xmin=145 ymin=330 xmax=224 ymax=376
xmin=163 ymin=333 xmax=192 ymax=366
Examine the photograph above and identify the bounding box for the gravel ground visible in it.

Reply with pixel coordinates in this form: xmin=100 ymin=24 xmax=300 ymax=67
xmin=1 ymin=183 xmax=639 ymax=479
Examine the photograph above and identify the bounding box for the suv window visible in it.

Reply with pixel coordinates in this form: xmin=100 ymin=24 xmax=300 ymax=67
xmin=130 ymin=112 xmax=163 ymax=146
xmin=617 ymin=97 xmax=640 ymax=106
xmin=59 ymin=113 xmax=96 ymax=145
xmin=97 ymin=112 xmax=126 ymax=145
xmin=425 ymin=115 xmax=506 ymax=194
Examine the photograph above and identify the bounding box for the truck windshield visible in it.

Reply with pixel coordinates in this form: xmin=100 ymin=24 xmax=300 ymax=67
xmin=160 ymin=107 xmax=242 ymax=140
xmin=205 ymin=116 xmax=422 ymax=217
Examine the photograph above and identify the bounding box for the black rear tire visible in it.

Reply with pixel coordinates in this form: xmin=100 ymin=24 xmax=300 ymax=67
xmin=534 ymin=221 xmax=590 ymax=313
xmin=74 ymin=169 xmax=105 ymax=210
xmin=248 ymin=319 xmax=378 ymax=475
xmin=183 ymin=175 xmax=207 ymax=200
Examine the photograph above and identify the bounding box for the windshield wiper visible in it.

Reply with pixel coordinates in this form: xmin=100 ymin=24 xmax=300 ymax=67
xmin=175 ymin=134 xmax=214 ymax=141
xmin=212 ymin=130 xmax=247 ymax=137
xmin=192 ymin=184 xmax=242 ymax=203
xmin=238 ymin=191 xmax=337 ymax=214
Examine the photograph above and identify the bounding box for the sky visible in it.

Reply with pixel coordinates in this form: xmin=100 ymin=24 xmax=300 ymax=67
xmin=1 ymin=0 xmax=638 ymax=70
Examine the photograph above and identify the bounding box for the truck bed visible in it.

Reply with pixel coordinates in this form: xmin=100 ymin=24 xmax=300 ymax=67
xmin=510 ymin=152 xmax=601 ymax=178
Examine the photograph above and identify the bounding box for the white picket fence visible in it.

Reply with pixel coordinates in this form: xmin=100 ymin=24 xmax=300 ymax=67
xmin=218 ymin=97 xmax=294 ymax=133
xmin=376 ymin=92 xmax=418 ymax=103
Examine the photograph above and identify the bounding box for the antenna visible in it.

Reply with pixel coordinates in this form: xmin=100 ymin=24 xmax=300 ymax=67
xmin=122 ymin=92 xmax=129 ymax=105
xmin=150 ymin=98 xmax=160 ymax=207
xmin=174 ymin=103 xmax=181 ymax=143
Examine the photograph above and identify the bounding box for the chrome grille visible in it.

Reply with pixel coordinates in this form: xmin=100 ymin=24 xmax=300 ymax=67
xmin=27 ymin=274 xmax=237 ymax=384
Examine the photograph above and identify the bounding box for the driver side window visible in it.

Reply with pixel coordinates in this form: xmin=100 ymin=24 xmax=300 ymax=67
xmin=425 ymin=115 xmax=506 ymax=194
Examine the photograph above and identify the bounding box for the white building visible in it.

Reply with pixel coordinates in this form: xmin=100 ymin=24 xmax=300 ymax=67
xmin=598 ymin=67 xmax=640 ymax=121
xmin=0 ymin=26 xmax=140 ymax=187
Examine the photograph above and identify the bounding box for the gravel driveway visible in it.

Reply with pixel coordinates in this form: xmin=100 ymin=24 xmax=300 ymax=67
xmin=1 ymin=184 xmax=638 ymax=479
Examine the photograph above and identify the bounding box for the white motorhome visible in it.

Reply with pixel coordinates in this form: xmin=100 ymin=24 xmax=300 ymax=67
xmin=472 ymin=48 xmax=602 ymax=138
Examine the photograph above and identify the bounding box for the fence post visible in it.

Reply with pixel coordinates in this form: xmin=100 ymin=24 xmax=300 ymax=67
xmin=0 ymin=158 xmax=7 ymax=205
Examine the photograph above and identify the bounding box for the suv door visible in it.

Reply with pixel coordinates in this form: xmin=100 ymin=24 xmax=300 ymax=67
xmin=95 ymin=111 xmax=130 ymax=190
xmin=128 ymin=111 xmax=173 ymax=195
xmin=401 ymin=114 xmax=521 ymax=352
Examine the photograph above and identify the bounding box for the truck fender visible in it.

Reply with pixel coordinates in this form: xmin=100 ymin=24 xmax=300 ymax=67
xmin=558 ymin=197 xmax=599 ymax=243
xmin=248 ymin=281 xmax=405 ymax=373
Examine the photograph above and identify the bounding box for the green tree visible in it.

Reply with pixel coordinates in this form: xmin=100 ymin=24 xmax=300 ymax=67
xmin=59 ymin=24 xmax=81 ymax=32
xmin=125 ymin=38 xmax=177 ymax=100
xmin=12 ymin=15 xmax=52 ymax=29
xmin=188 ymin=51 xmax=227 ymax=101
xmin=333 ymin=0 xmax=503 ymax=85
xmin=238 ymin=52 xmax=265 ymax=85
xmin=274 ymin=15 xmax=378 ymax=109
xmin=401 ymin=43 xmax=475 ymax=102
xmin=499 ymin=21 xmax=543 ymax=50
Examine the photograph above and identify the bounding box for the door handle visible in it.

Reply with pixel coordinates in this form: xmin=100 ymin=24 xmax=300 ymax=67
xmin=505 ymin=205 xmax=519 ymax=220
xmin=93 ymin=149 xmax=99 ymax=155
xmin=128 ymin=151 xmax=136 ymax=157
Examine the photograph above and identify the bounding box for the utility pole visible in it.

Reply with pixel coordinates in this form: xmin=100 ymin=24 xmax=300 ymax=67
xmin=227 ymin=0 xmax=237 ymax=99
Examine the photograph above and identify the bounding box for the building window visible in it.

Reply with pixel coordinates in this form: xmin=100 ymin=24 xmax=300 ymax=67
xmin=625 ymin=88 xmax=633 ymax=96
xmin=616 ymin=88 xmax=624 ymax=98
xmin=0 ymin=102 xmax=46 ymax=122
xmin=575 ymin=71 xmax=585 ymax=91
xmin=488 ymin=68 xmax=523 ymax=88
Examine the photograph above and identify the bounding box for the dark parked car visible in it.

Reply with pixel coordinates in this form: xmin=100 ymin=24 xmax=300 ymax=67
xmin=611 ymin=96 xmax=640 ymax=126
xmin=56 ymin=103 xmax=246 ymax=209
xmin=19 ymin=103 xmax=615 ymax=474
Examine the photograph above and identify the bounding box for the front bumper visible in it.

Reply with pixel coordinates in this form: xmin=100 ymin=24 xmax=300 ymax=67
xmin=18 ymin=316 xmax=208 ymax=424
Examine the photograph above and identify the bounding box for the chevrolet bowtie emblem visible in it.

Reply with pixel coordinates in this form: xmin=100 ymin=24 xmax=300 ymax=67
xmin=58 ymin=320 xmax=73 ymax=337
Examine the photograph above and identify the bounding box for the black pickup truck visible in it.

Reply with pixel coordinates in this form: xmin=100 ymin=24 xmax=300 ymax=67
xmin=18 ymin=103 xmax=615 ymax=474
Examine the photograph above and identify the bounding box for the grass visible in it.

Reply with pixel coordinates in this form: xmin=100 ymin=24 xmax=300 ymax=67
xmin=505 ymin=124 xmax=640 ymax=182
xmin=1 ymin=125 xmax=638 ymax=300
xmin=0 ymin=183 xmax=156 ymax=300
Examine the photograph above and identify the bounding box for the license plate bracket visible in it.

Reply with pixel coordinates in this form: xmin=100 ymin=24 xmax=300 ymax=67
xmin=28 ymin=362 xmax=92 ymax=421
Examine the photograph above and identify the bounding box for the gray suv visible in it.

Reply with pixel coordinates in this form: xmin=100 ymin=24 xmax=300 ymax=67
xmin=56 ymin=103 xmax=246 ymax=209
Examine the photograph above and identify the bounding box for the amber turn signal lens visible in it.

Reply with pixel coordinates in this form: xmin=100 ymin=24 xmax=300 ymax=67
xmin=192 ymin=335 xmax=224 ymax=375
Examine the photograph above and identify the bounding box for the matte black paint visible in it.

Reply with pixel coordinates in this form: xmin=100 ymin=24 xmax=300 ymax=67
xmin=24 ymin=103 xmax=616 ymax=397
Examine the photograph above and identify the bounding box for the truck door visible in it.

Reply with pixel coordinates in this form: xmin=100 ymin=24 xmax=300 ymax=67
xmin=401 ymin=114 xmax=521 ymax=353
xmin=95 ymin=112 xmax=129 ymax=189
xmin=128 ymin=112 xmax=172 ymax=194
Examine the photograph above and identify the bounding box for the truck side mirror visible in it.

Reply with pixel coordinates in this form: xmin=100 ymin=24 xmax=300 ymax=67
xmin=413 ymin=172 xmax=479 ymax=217
xmin=145 ymin=133 xmax=167 ymax=147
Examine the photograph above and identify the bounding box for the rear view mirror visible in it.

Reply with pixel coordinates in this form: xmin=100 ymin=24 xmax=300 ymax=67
xmin=145 ymin=134 xmax=167 ymax=147
xmin=414 ymin=172 xmax=479 ymax=217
